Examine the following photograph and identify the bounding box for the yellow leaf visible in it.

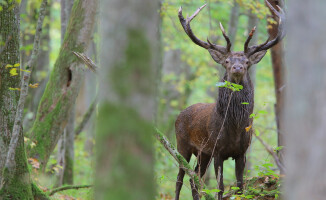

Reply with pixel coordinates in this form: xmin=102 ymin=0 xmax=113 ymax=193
xmin=14 ymin=63 xmax=20 ymax=67
xmin=29 ymin=83 xmax=39 ymax=88
xmin=9 ymin=68 xmax=18 ymax=76
xmin=30 ymin=142 xmax=36 ymax=148
xmin=9 ymin=87 xmax=21 ymax=91
xmin=5 ymin=64 xmax=13 ymax=69
xmin=245 ymin=125 xmax=252 ymax=132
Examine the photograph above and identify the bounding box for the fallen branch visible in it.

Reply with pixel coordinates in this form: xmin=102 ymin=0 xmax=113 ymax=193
xmin=254 ymin=133 xmax=286 ymax=173
xmin=48 ymin=184 xmax=93 ymax=196
xmin=155 ymin=128 xmax=214 ymax=200
xmin=4 ymin=0 xmax=48 ymax=176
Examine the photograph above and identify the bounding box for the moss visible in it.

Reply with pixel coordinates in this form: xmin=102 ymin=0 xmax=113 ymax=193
xmin=31 ymin=183 xmax=49 ymax=200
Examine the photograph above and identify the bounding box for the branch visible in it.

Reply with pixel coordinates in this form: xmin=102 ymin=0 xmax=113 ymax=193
xmin=155 ymin=128 xmax=215 ymax=200
xmin=4 ymin=0 xmax=48 ymax=175
xmin=254 ymin=133 xmax=286 ymax=173
xmin=75 ymin=96 xmax=97 ymax=136
xmin=48 ymin=184 xmax=93 ymax=196
xmin=73 ymin=51 xmax=98 ymax=72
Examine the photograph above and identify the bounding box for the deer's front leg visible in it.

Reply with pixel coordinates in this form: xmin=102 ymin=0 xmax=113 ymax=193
xmin=235 ymin=155 xmax=246 ymax=190
xmin=214 ymin=156 xmax=224 ymax=200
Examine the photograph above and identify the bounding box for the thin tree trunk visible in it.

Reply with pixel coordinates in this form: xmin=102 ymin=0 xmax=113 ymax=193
xmin=56 ymin=0 xmax=75 ymax=186
xmin=95 ymin=0 xmax=160 ymax=199
xmin=266 ymin=0 xmax=285 ymax=174
xmin=285 ymin=1 xmax=326 ymax=199
xmin=27 ymin=0 xmax=98 ymax=171
xmin=246 ymin=5 xmax=259 ymax=174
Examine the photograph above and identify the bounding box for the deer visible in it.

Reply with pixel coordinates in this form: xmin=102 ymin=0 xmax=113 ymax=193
xmin=175 ymin=1 xmax=285 ymax=200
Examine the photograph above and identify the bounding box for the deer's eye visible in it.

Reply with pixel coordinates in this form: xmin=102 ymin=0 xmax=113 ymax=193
xmin=245 ymin=61 xmax=249 ymax=65
xmin=225 ymin=60 xmax=229 ymax=64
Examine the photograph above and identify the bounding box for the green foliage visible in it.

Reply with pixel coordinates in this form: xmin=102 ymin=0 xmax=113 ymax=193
xmin=216 ymin=81 xmax=243 ymax=91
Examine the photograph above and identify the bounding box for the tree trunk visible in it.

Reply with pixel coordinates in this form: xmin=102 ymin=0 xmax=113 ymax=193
xmin=27 ymin=0 xmax=98 ymax=171
xmin=56 ymin=0 xmax=75 ymax=186
xmin=0 ymin=1 xmax=33 ymax=199
xmin=285 ymin=1 xmax=326 ymax=199
xmin=266 ymin=0 xmax=285 ymax=173
xmin=95 ymin=0 xmax=160 ymax=199
xmin=227 ymin=0 xmax=240 ymax=50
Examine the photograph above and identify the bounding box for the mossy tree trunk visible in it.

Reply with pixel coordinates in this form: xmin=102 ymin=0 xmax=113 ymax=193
xmin=27 ymin=0 xmax=98 ymax=171
xmin=0 ymin=1 xmax=34 ymax=199
xmin=95 ymin=0 xmax=160 ymax=199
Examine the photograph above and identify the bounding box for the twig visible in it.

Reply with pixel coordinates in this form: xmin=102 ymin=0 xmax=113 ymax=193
xmin=48 ymin=184 xmax=93 ymax=196
xmin=254 ymin=133 xmax=286 ymax=173
xmin=75 ymin=96 xmax=97 ymax=136
xmin=4 ymin=0 xmax=48 ymax=174
xmin=155 ymin=128 xmax=215 ymax=200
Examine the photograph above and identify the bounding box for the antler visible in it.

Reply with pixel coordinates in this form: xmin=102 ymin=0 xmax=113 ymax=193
xmin=178 ymin=4 xmax=230 ymax=54
xmin=244 ymin=0 xmax=286 ymax=57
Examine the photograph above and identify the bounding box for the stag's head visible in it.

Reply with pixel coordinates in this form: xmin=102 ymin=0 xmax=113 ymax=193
xmin=178 ymin=0 xmax=285 ymax=83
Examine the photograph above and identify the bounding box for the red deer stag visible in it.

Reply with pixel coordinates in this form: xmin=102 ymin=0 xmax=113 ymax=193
xmin=175 ymin=1 xmax=285 ymax=199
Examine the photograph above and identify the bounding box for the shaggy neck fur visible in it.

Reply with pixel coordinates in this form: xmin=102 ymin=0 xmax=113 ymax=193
xmin=217 ymin=72 xmax=254 ymax=131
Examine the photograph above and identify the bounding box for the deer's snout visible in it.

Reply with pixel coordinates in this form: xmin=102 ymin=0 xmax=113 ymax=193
xmin=231 ymin=65 xmax=244 ymax=74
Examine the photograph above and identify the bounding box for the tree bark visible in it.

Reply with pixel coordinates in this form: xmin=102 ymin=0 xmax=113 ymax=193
xmin=284 ymin=1 xmax=326 ymax=199
xmin=95 ymin=0 xmax=160 ymax=199
xmin=266 ymin=0 xmax=285 ymax=173
xmin=0 ymin=1 xmax=34 ymax=199
xmin=27 ymin=0 xmax=98 ymax=171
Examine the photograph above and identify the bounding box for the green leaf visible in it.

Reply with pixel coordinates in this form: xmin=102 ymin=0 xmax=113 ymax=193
xmin=231 ymin=186 xmax=240 ymax=190
xmin=241 ymin=102 xmax=249 ymax=105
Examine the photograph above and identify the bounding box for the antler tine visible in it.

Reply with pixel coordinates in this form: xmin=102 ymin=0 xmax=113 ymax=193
xmin=244 ymin=26 xmax=256 ymax=53
xmin=178 ymin=5 xmax=227 ymax=53
xmin=246 ymin=0 xmax=286 ymax=57
xmin=219 ymin=22 xmax=232 ymax=52
xmin=178 ymin=5 xmax=210 ymax=49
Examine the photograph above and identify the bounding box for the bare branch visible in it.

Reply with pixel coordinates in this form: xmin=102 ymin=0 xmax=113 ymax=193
xmin=254 ymin=133 xmax=286 ymax=173
xmin=75 ymin=96 xmax=97 ymax=136
xmin=4 ymin=0 xmax=48 ymax=175
xmin=48 ymin=184 xmax=93 ymax=196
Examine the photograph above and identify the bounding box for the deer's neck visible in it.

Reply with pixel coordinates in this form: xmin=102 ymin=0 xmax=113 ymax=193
xmin=216 ymin=73 xmax=254 ymax=130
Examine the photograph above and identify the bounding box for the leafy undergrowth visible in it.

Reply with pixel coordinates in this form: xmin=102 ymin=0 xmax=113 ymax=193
xmin=222 ymin=175 xmax=281 ymax=200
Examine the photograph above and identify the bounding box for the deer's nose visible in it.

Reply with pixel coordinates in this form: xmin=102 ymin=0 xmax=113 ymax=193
xmin=232 ymin=65 xmax=243 ymax=71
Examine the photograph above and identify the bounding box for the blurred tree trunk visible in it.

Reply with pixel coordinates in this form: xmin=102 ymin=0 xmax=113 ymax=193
xmin=266 ymin=0 xmax=285 ymax=173
xmin=95 ymin=0 xmax=160 ymax=199
xmin=227 ymin=0 xmax=240 ymax=50
xmin=56 ymin=0 xmax=75 ymax=186
xmin=27 ymin=0 xmax=98 ymax=171
xmin=285 ymin=1 xmax=326 ymax=199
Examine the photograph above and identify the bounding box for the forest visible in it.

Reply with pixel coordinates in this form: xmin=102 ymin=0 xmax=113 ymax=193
xmin=0 ymin=0 xmax=325 ymax=199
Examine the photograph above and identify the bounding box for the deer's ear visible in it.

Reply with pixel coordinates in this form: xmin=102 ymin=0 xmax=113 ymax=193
xmin=208 ymin=49 xmax=227 ymax=65
xmin=249 ymin=50 xmax=267 ymax=65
